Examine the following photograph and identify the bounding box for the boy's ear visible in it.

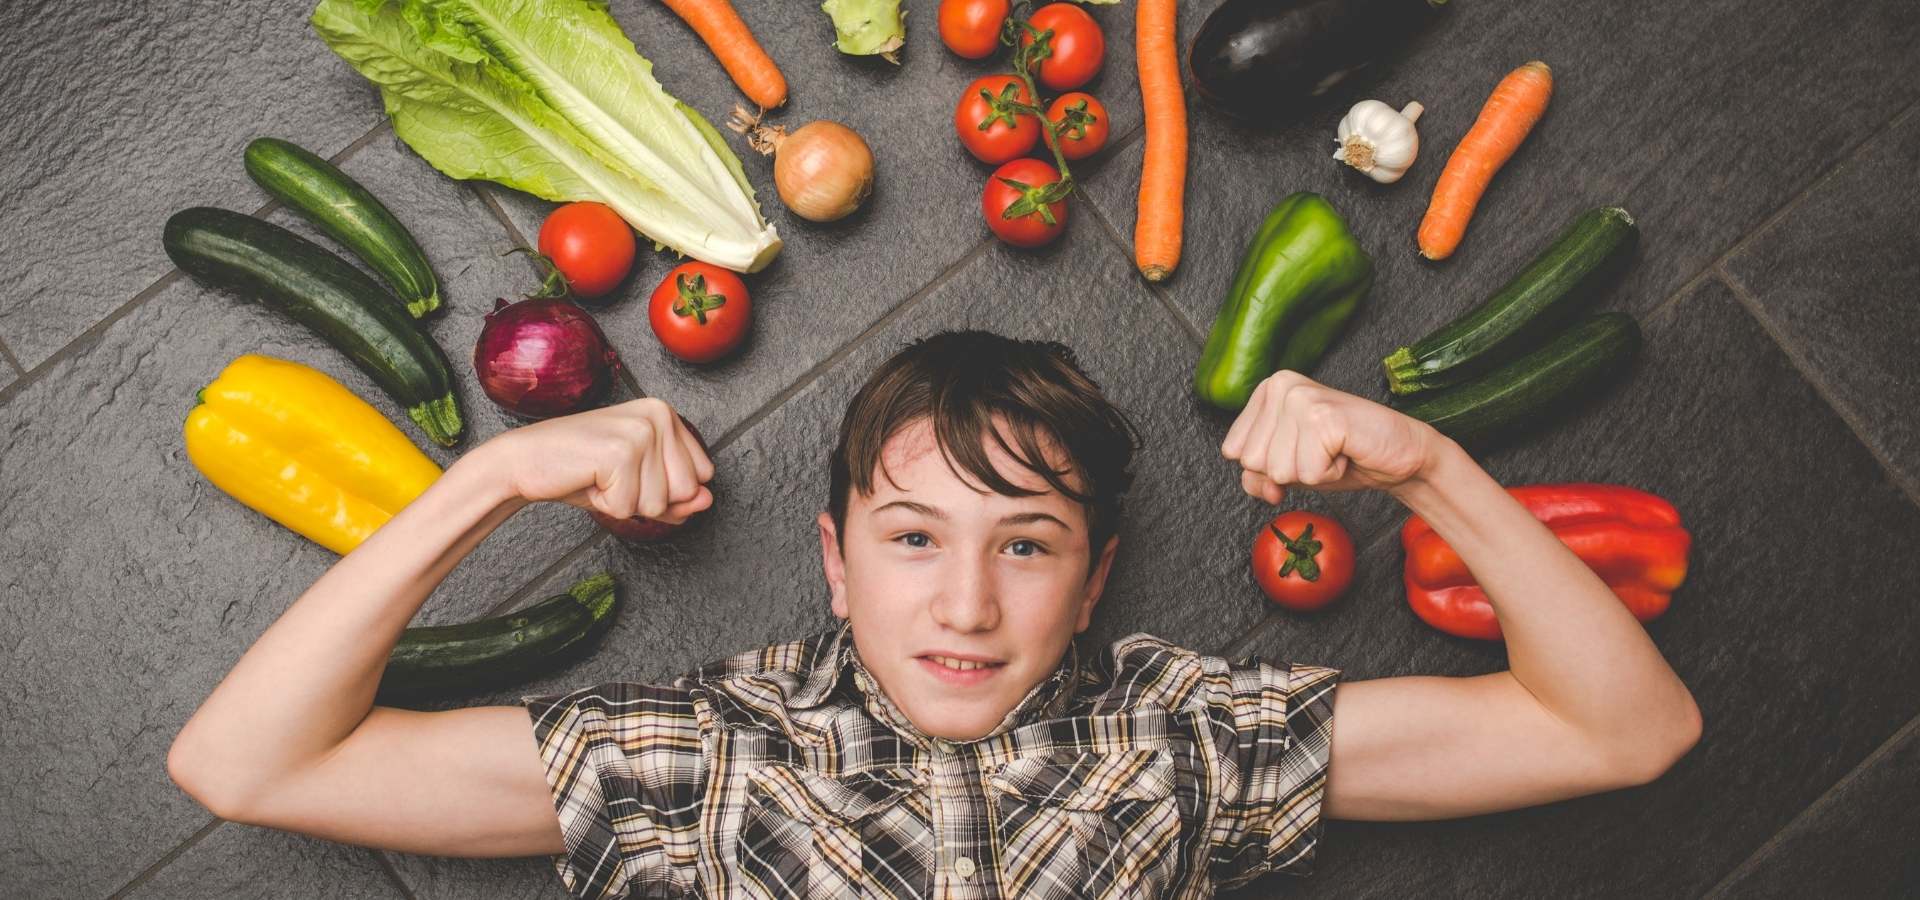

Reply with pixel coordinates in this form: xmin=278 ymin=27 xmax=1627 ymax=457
xmin=1075 ymin=535 xmax=1120 ymax=633
xmin=818 ymin=511 xmax=850 ymax=620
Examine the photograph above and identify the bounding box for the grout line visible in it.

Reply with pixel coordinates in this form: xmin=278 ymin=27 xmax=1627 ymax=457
xmin=1701 ymin=711 xmax=1920 ymax=898
xmin=1078 ymin=192 xmax=1205 ymax=349
xmin=372 ymin=850 xmax=422 ymax=900
xmin=0 ymin=117 xmax=396 ymax=410
xmin=106 ymin=817 xmax=225 ymax=899
xmin=487 ymin=529 xmax=611 ymax=617
xmin=474 ymin=184 xmax=535 ymax=251
xmin=1715 ymin=268 xmax=1920 ymax=510
xmin=1646 ymin=96 xmax=1920 ymax=324
xmin=710 ymin=238 xmax=996 ymax=454
xmin=0 ymin=335 xmax=25 ymax=378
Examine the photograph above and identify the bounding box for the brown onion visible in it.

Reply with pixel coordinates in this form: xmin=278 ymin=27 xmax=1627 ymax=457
xmin=732 ymin=108 xmax=874 ymax=223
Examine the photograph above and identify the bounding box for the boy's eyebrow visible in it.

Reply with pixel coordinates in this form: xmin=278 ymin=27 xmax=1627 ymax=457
xmin=872 ymin=500 xmax=1072 ymax=530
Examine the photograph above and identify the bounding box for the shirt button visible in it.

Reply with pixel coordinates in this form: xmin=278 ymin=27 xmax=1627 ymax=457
xmin=932 ymin=738 xmax=957 ymax=754
xmin=953 ymin=855 xmax=977 ymax=879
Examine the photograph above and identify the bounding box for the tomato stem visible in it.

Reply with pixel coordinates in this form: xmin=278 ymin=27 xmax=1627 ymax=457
xmin=1004 ymin=4 xmax=1075 ymax=192
xmin=1271 ymin=522 xmax=1324 ymax=582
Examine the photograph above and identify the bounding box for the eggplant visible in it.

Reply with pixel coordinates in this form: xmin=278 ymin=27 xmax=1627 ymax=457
xmin=1190 ymin=0 xmax=1448 ymax=119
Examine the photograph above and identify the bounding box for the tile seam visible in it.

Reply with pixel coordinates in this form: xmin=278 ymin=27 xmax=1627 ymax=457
xmin=104 ymin=817 xmax=224 ymax=899
xmin=1715 ymin=266 xmax=1920 ymax=511
xmin=371 ymin=849 xmax=423 ymax=900
xmin=0 ymin=116 xmax=395 ymax=409
xmin=487 ymin=528 xmax=610 ymax=617
xmin=710 ymin=237 xmax=996 ymax=454
xmin=1699 ymin=711 xmax=1920 ymax=898
xmin=1077 ymin=188 xmax=1205 ymax=349
xmin=1646 ymin=96 xmax=1920 ymax=323
xmin=0 ymin=334 xmax=25 ymax=378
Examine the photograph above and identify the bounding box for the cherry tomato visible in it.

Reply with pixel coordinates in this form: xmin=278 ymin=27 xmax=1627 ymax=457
xmin=538 ymin=202 xmax=635 ymax=300
xmin=939 ymin=0 xmax=1009 ymax=59
xmin=981 ymin=158 xmax=1068 ymax=248
xmin=1252 ymin=511 xmax=1355 ymax=612
xmin=955 ymin=75 xmax=1041 ymax=165
xmin=1046 ymin=93 xmax=1109 ymax=160
xmin=648 ymin=262 xmax=751 ymax=364
xmin=1021 ymin=3 xmax=1104 ymax=92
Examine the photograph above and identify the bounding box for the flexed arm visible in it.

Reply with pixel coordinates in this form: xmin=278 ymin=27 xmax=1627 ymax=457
xmin=1221 ymin=371 xmax=1700 ymax=820
xmin=166 ymin=399 xmax=711 ymax=855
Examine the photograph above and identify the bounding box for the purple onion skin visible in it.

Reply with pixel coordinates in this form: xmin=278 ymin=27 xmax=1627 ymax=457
xmin=474 ymin=296 xmax=622 ymax=420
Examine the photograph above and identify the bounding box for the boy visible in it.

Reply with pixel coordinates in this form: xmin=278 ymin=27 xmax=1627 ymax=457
xmin=168 ymin=330 xmax=1700 ymax=898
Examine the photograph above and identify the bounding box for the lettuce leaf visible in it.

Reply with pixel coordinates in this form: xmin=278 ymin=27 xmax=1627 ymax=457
xmin=313 ymin=0 xmax=781 ymax=273
xmin=821 ymin=0 xmax=905 ymax=60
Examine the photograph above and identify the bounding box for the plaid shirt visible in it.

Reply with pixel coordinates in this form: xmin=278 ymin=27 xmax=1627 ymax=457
xmin=523 ymin=627 xmax=1338 ymax=899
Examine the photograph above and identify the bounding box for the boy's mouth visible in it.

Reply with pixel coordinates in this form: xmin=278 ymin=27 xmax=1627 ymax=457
xmin=915 ymin=652 xmax=1007 ymax=685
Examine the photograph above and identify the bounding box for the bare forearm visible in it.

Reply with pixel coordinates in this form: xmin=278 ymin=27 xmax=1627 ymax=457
xmin=171 ymin=446 xmax=524 ymax=799
xmin=1389 ymin=440 xmax=1698 ymax=761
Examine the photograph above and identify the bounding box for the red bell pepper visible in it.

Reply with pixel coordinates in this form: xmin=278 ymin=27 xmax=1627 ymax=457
xmin=1401 ymin=483 xmax=1691 ymax=640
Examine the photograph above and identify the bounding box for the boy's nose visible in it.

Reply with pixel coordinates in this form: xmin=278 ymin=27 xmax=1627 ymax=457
xmin=930 ymin=566 xmax=1001 ymax=633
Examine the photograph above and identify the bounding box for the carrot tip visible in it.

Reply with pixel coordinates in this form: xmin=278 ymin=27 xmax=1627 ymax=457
xmin=1141 ymin=264 xmax=1172 ymax=282
xmin=1524 ymin=60 xmax=1552 ymax=74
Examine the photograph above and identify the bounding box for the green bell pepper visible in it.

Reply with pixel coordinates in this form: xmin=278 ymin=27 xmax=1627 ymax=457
xmin=1194 ymin=192 xmax=1374 ymax=410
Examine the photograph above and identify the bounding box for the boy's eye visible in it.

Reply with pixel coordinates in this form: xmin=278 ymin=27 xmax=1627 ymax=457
xmin=899 ymin=532 xmax=930 ymax=548
xmin=1008 ymin=539 xmax=1044 ymax=557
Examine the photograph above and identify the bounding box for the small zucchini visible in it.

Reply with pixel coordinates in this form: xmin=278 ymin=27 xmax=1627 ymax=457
xmin=244 ymin=137 xmax=442 ymax=318
xmin=1397 ymin=312 xmax=1641 ymax=446
xmin=163 ymin=206 xmax=464 ymax=446
xmin=1384 ymin=207 xmax=1638 ymax=395
xmin=378 ymin=572 xmax=620 ymax=703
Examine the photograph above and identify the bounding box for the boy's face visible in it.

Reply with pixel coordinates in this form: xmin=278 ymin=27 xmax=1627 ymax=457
xmin=817 ymin=417 xmax=1119 ymax=741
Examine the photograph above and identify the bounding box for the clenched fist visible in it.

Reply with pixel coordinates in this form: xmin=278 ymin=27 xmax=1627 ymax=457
xmin=483 ymin=398 xmax=714 ymax=524
xmin=1220 ymin=371 xmax=1444 ymax=504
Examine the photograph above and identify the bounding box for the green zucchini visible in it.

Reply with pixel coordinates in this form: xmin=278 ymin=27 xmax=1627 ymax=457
xmin=379 ymin=572 xmax=620 ymax=702
xmin=163 ymin=206 xmax=464 ymax=446
xmin=1384 ymin=207 xmax=1638 ymax=395
xmin=1397 ymin=312 xmax=1641 ymax=446
xmin=244 ymin=137 xmax=442 ymax=318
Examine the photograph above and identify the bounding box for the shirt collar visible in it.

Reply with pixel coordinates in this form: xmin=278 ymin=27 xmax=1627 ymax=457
xmin=790 ymin=623 xmax=1082 ymax=743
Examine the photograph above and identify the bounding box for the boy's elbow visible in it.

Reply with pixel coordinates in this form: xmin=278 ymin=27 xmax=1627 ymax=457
xmin=167 ymin=729 xmax=257 ymax=822
xmin=1616 ymin=692 xmax=1703 ymax=787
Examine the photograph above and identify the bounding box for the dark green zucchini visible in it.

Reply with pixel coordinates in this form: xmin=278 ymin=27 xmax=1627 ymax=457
xmin=1397 ymin=312 xmax=1641 ymax=446
xmin=245 ymin=137 xmax=442 ymax=318
xmin=163 ymin=206 xmax=463 ymax=446
xmin=378 ymin=572 xmax=619 ymax=702
xmin=1384 ymin=207 xmax=1638 ymax=395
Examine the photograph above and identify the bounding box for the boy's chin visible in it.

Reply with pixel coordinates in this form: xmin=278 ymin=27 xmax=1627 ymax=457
xmin=902 ymin=699 xmax=1014 ymax=742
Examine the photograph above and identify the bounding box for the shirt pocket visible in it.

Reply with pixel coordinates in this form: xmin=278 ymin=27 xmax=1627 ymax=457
xmin=739 ymin=764 xmax=933 ymax=900
xmin=988 ymin=748 xmax=1184 ymax=900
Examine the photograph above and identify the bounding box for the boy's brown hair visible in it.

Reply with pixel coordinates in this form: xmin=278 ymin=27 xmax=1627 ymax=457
xmin=828 ymin=330 xmax=1142 ymax=572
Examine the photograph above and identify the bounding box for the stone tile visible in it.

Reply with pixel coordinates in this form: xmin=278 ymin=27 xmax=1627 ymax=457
xmin=474 ymin=0 xmax=1143 ymax=440
xmin=1705 ymin=715 xmax=1920 ymax=900
xmin=0 ymin=136 xmax=591 ymax=895
xmin=1722 ymin=107 xmax=1920 ymax=499
xmin=1224 ymin=280 xmax=1920 ymax=898
xmin=1081 ymin=0 xmax=1920 ymax=422
xmin=0 ymin=1 xmax=387 ymax=369
xmin=126 ymin=822 xmax=405 ymax=900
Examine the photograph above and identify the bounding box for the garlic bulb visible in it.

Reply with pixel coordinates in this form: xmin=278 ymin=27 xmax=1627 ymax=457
xmin=1333 ymin=100 xmax=1424 ymax=184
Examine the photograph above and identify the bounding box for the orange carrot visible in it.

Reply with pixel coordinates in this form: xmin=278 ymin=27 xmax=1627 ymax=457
xmin=1134 ymin=0 xmax=1186 ymax=282
xmin=660 ymin=0 xmax=788 ymax=110
xmin=1418 ymin=61 xmax=1554 ymax=261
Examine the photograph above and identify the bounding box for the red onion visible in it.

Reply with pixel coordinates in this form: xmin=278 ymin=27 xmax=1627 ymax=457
xmin=473 ymin=296 xmax=621 ymax=420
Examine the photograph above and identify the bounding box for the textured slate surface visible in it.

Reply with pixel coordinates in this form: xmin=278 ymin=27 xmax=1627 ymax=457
xmin=1224 ymin=280 xmax=1920 ymax=899
xmin=0 ymin=0 xmax=386 ymax=370
xmin=1706 ymin=715 xmax=1920 ymax=899
xmin=0 ymin=133 xmax=590 ymax=896
xmin=2 ymin=0 xmax=1918 ymax=897
xmin=1722 ymin=106 xmax=1920 ymax=500
xmin=125 ymin=822 xmax=405 ymax=900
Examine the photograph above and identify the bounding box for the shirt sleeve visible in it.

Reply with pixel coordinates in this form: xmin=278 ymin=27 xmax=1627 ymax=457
xmin=523 ymin=681 xmax=708 ymax=899
xmin=1202 ymin=657 xmax=1340 ymax=890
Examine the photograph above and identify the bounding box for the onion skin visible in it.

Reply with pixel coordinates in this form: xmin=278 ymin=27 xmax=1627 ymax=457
xmin=474 ymin=296 xmax=622 ymax=420
xmin=771 ymin=121 xmax=874 ymax=223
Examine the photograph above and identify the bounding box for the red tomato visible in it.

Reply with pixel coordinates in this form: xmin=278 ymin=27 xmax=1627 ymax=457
xmin=955 ymin=75 xmax=1041 ymax=165
xmin=1021 ymin=3 xmax=1104 ymax=92
xmin=981 ymin=158 xmax=1068 ymax=248
xmin=1252 ymin=511 xmax=1355 ymax=612
xmin=648 ymin=263 xmax=751 ymax=364
xmin=939 ymin=0 xmax=1009 ymax=59
xmin=1046 ymin=93 xmax=1109 ymax=160
xmin=538 ymin=202 xmax=635 ymax=300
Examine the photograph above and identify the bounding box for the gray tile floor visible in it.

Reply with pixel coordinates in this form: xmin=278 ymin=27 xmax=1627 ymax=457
xmin=2 ymin=0 xmax=1915 ymax=897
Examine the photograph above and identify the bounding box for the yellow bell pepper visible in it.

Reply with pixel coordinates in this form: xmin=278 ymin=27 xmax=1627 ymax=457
xmin=185 ymin=354 xmax=442 ymax=554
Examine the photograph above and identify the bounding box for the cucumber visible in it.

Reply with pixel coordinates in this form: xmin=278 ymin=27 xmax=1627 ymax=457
xmin=1384 ymin=207 xmax=1638 ymax=395
xmin=1397 ymin=312 xmax=1641 ymax=446
xmin=379 ymin=573 xmax=620 ymax=702
xmin=244 ymin=137 xmax=442 ymax=318
xmin=163 ymin=206 xmax=464 ymax=446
